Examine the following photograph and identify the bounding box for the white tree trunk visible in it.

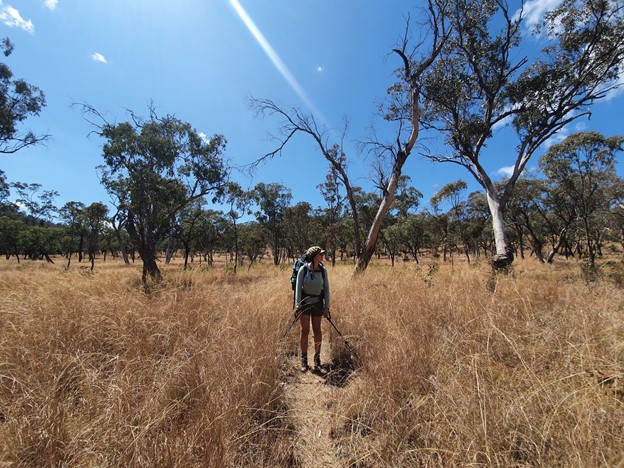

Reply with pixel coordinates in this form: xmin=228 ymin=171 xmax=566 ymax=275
xmin=486 ymin=190 xmax=514 ymax=269
xmin=354 ymin=172 xmax=400 ymax=274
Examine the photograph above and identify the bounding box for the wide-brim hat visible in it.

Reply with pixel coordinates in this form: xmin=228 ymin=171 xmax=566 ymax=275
xmin=306 ymin=246 xmax=325 ymax=259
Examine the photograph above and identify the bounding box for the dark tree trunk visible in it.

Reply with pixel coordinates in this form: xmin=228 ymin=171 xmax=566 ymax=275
xmin=141 ymin=248 xmax=162 ymax=284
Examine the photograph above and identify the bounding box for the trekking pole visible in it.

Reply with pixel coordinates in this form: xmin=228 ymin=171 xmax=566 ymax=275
xmin=281 ymin=297 xmax=314 ymax=339
xmin=325 ymin=315 xmax=351 ymax=348
xmin=282 ymin=308 xmax=304 ymax=338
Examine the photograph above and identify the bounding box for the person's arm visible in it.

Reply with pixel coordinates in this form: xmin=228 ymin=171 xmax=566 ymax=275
xmin=323 ymin=267 xmax=330 ymax=311
xmin=295 ymin=264 xmax=306 ymax=308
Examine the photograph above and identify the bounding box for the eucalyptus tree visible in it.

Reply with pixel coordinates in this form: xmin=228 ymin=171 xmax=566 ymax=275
xmin=83 ymin=105 xmax=229 ymax=283
xmin=540 ymin=131 xmax=624 ymax=265
xmin=430 ymin=180 xmax=473 ymax=263
xmin=503 ymin=177 xmax=548 ymax=261
xmin=464 ymin=191 xmax=492 ymax=258
xmin=0 ymin=170 xmax=8 ymax=204
xmin=249 ymin=101 xmax=365 ymax=259
xmin=0 ymin=215 xmax=23 ymax=261
xmin=381 ymin=222 xmax=403 ymax=266
xmin=0 ymin=38 xmax=48 ymax=154
xmin=59 ymin=201 xmax=87 ymax=266
xmin=19 ymin=225 xmax=59 ymax=263
xmin=193 ymin=209 xmax=227 ymax=267
xmin=427 ymin=203 xmax=451 ymax=261
xmin=11 ymin=182 xmax=58 ymax=225
xmin=168 ymin=200 xmax=205 ymax=269
xmin=283 ymin=201 xmax=314 ymax=259
xmin=223 ymin=182 xmax=252 ymax=272
xmin=238 ymin=221 xmax=267 ymax=268
xmin=83 ymin=202 xmax=109 ymax=271
xmin=107 ymin=191 xmax=131 ymax=265
xmin=420 ymin=0 xmax=624 ymax=270
xmin=400 ymin=213 xmax=428 ymax=263
xmin=252 ymin=182 xmax=292 ymax=265
xmin=249 ymin=0 xmax=451 ymax=276
xmin=541 ymin=179 xmax=578 ymax=262
xmin=380 ymin=176 xmax=423 ymax=265
xmin=318 ymin=165 xmax=344 ymax=265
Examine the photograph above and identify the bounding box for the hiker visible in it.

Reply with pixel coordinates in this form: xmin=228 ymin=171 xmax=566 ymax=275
xmin=294 ymin=245 xmax=330 ymax=372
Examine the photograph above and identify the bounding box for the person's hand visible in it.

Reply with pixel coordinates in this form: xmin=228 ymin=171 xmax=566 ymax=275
xmin=323 ymin=308 xmax=330 ymax=319
xmin=295 ymin=309 xmax=302 ymax=319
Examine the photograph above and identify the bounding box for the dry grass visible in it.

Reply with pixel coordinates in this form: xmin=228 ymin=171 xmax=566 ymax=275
xmin=329 ymin=260 xmax=624 ymax=466
xmin=1 ymin=256 xmax=623 ymax=466
xmin=0 ymin=259 xmax=296 ymax=466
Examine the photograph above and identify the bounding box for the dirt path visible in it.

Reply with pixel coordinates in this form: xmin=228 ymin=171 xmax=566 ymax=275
xmin=283 ymin=342 xmax=344 ymax=467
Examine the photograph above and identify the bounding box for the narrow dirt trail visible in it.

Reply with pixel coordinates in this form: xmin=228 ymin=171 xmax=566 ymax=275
xmin=282 ymin=342 xmax=344 ymax=467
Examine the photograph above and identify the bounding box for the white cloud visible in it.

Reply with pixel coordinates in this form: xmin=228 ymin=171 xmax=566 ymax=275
xmin=0 ymin=6 xmax=34 ymax=33
xmin=497 ymin=166 xmax=515 ymax=177
xmin=574 ymin=121 xmax=588 ymax=132
xmin=492 ymin=113 xmax=513 ymax=131
xmin=91 ymin=52 xmax=108 ymax=64
xmin=43 ymin=0 xmax=58 ymax=11
xmin=515 ymin=0 xmax=563 ymax=34
xmin=544 ymin=128 xmax=569 ymax=149
xmin=198 ymin=132 xmax=211 ymax=144
xmin=314 ymin=65 xmax=324 ymax=73
xmin=604 ymin=70 xmax=624 ymax=101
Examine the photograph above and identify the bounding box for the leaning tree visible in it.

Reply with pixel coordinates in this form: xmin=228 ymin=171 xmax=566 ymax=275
xmin=83 ymin=105 xmax=229 ymax=283
xmin=250 ymin=0 xmax=451 ymax=276
xmin=418 ymin=0 xmax=624 ymax=270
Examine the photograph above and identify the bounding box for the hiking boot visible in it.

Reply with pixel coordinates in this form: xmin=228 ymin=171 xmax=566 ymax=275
xmin=300 ymin=353 xmax=308 ymax=372
xmin=314 ymin=352 xmax=321 ymax=371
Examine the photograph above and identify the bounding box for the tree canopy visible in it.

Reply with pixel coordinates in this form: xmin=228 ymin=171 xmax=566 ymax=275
xmin=87 ymin=105 xmax=229 ymax=283
xmin=0 ymin=38 xmax=47 ymax=154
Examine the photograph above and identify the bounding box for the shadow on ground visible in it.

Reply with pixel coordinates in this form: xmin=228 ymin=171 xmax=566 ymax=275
xmin=323 ymin=345 xmax=359 ymax=388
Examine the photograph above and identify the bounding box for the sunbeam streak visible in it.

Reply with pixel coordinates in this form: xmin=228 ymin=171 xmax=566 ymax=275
xmin=227 ymin=0 xmax=322 ymax=118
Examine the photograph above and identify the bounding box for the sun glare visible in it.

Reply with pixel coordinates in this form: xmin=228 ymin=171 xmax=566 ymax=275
xmin=227 ymin=0 xmax=322 ymax=119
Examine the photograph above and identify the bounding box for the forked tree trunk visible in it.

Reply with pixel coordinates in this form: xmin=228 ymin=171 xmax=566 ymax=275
xmin=127 ymin=216 xmax=162 ymax=285
xmin=141 ymin=248 xmax=162 ymax=284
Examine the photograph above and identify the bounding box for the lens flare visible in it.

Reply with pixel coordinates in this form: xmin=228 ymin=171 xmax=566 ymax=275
xmin=227 ymin=0 xmax=321 ymax=117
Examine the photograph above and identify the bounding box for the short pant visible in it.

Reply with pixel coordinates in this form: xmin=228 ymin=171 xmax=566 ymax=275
xmin=299 ymin=301 xmax=323 ymax=317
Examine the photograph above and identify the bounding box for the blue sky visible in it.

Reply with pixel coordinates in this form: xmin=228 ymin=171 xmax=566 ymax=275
xmin=1 ymin=0 xmax=623 ymax=215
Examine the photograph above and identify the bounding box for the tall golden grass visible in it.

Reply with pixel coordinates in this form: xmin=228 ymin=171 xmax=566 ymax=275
xmin=1 ymin=257 xmax=623 ymax=466
xmin=0 ymin=259 xmax=296 ymax=466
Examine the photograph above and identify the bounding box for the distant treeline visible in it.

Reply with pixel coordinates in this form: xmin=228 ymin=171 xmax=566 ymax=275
xmin=2 ymin=152 xmax=622 ymax=270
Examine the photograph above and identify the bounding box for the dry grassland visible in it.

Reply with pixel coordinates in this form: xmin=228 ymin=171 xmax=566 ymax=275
xmin=1 ymin=256 xmax=623 ymax=466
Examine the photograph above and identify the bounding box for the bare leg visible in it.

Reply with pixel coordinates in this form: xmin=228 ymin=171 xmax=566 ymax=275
xmin=311 ymin=315 xmax=323 ymax=355
xmin=312 ymin=315 xmax=323 ymax=369
xmin=299 ymin=313 xmax=311 ymax=354
xmin=299 ymin=314 xmax=311 ymax=371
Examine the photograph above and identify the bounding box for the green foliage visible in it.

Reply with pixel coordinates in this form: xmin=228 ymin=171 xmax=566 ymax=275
xmin=540 ymin=131 xmax=624 ymax=264
xmin=252 ymin=182 xmax=292 ymax=265
xmin=0 ymin=37 xmax=47 ymax=154
xmin=18 ymin=225 xmax=60 ymax=260
xmin=0 ymin=215 xmax=23 ymax=257
xmin=93 ymin=106 xmax=229 ymax=281
xmin=238 ymin=221 xmax=267 ymax=267
xmin=11 ymin=182 xmax=58 ymax=224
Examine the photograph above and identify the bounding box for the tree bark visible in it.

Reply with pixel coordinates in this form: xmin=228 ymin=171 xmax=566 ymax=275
xmin=126 ymin=214 xmax=162 ymax=284
xmin=141 ymin=246 xmax=162 ymax=284
xmin=486 ymin=191 xmax=513 ymax=270
xmin=354 ymin=167 xmax=402 ymax=274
